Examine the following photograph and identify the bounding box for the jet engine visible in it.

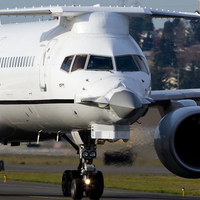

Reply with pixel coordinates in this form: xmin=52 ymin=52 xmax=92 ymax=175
xmin=154 ymin=106 xmax=200 ymax=178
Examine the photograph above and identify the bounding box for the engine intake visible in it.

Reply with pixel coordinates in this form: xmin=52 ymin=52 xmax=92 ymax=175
xmin=154 ymin=106 xmax=200 ymax=178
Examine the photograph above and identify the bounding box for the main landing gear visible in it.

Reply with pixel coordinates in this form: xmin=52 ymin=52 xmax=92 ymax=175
xmin=61 ymin=131 xmax=104 ymax=200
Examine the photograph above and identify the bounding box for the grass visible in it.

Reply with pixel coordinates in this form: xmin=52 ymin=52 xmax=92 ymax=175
xmin=104 ymin=174 xmax=200 ymax=196
xmin=0 ymin=154 xmax=161 ymax=166
xmin=0 ymin=155 xmax=104 ymax=165
xmin=0 ymin=172 xmax=62 ymax=185
xmin=0 ymin=155 xmax=80 ymax=165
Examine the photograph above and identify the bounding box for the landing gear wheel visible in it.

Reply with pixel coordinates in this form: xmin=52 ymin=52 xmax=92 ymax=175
xmin=62 ymin=170 xmax=81 ymax=197
xmin=61 ymin=131 xmax=104 ymax=200
xmin=88 ymin=180 xmax=102 ymax=200
xmin=95 ymin=171 xmax=104 ymax=196
xmin=85 ymin=171 xmax=104 ymax=199
xmin=62 ymin=170 xmax=71 ymax=196
xmin=71 ymin=178 xmax=83 ymax=200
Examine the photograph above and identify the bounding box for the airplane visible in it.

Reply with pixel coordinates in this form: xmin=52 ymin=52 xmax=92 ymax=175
xmin=0 ymin=4 xmax=200 ymax=200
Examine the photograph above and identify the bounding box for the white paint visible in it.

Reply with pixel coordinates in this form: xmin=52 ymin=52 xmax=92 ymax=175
xmin=0 ymin=5 xmax=197 ymax=141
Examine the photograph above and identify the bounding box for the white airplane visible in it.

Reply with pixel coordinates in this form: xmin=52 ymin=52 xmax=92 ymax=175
xmin=0 ymin=4 xmax=200 ymax=200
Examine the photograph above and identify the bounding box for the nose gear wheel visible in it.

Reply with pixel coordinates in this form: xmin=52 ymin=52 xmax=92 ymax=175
xmin=61 ymin=131 xmax=104 ymax=200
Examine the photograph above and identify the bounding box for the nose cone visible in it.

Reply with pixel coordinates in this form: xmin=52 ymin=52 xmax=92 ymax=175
xmin=110 ymin=90 xmax=142 ymax=119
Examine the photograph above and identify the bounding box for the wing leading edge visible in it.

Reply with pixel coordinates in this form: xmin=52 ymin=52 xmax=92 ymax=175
xmin=0 ymin=5 xmax=199 ymax=20
xmin=151 ymin=89 xmax=200 ymax=102
xmin=150 ymin=89 xmax=200 ymax=117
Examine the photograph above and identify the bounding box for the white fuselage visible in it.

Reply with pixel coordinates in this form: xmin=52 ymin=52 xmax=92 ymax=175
xmin=0 ymin=12 xmax=151 ymax=140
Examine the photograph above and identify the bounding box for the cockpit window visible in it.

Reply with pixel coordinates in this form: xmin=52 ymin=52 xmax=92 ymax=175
xmin=133 ymin=55 xmax=150 ymax=74
xmin=71 ymin=55 xmax=87 ymax=72
xmin=115 ymin=55 xmax=139 ymax=71
xmin=61 ymin=56 xmax=74 ymax=72
xmin=87 ymin=55 xmax=113 ymax=71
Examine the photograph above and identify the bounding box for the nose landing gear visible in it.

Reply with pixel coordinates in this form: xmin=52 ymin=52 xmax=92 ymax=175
xmin=61 ymin=131 xmax=104 ymax=200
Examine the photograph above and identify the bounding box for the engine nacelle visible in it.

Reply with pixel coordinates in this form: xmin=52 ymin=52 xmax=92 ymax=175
xmin=154 ymin=106 xmax=200 ymax=178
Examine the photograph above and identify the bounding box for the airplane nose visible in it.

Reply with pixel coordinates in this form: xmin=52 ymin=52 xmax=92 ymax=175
xmin=110 ymin=90 xmax=142 ymax=119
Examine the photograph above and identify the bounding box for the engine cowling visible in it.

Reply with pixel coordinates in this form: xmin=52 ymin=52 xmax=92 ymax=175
xmin=154 ymin=106 xmax=200 ymax=178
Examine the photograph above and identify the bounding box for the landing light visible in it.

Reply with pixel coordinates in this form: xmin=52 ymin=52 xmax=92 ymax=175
xmin=85 ymin=179 xmax=91 ymax=185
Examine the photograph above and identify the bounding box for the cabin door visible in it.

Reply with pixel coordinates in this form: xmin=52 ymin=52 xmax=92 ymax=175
xmin=39 ymin=39 xmax=58 ymax=92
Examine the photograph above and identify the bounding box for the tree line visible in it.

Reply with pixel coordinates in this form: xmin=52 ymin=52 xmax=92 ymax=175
xmin=129 ymin=17 xmax=200 ymax=90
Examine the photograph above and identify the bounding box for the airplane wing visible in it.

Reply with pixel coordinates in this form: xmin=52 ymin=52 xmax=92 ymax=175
xmin=151 ymin=89 xmax=200 ymax=103
xmin=0 ymin=5 xmax=199 ymax=20
xmin=150 ymin=89 xmax=200 ymax=117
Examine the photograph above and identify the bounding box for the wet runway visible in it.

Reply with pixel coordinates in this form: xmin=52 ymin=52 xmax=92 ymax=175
xmin=0 ymin=180 xmax=199 ymax=200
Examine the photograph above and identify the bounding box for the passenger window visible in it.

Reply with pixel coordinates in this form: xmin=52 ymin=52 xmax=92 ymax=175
xmin=71 ymin=55 xmax=87 ymax=72
xmin=1 ymin=58 xmax=4 ymax=68
xmin=87 ymin=55 xmax=113 ymax=71
xmin=18 ymin=57 xmax=22 ymax=67
xmin=32 ymin=56 xmax=35 ymax=67
xmin=25 ymin=56 xmax=28 ymax=67
xmin=10 ymin=57 xmax=13 ymax=68
xmin=134 ymin=55 xmax=150 ymax=74
xmin=15 ymin=57 xmax=18 ymax=67
xmin=61 ymin=56 xmax=74 ymax=72
xmin=4 ymin=57 xmax=7 ymax=68
xmin=7 ymin=57 xmax=9 ymax=68
xmin=115 ymin=55 xmax=139 ymax=71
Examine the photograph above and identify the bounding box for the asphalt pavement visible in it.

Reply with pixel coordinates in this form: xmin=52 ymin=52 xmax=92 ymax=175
xmin=0 ymin=180 xmax=199 ymax=200
xmin=0 ymin=164 xmax=199 ymax=200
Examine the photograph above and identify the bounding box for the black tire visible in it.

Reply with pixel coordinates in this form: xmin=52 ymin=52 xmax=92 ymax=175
xmin=88 ymin=180 xmax=102 ymax=200
xmin=95 ymin=171 xmax=104 ymax=196
xmin=71 ymin=170 xmax=81 ymax=179
xmin=88 ymin=171 xmax=104 ymax=197
xmin=71 ymin=178 xmax=83 ymax=200
xmin=62 ymin=170 xmax=71 ymax=196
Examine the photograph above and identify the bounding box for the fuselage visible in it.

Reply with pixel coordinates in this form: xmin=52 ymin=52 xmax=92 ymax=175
xmin=0 ymin=12 xmax=151 ymax=140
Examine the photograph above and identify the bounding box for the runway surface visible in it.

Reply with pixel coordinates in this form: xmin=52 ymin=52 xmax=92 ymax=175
xmin=0 ymin=180 xmax=200 ymax=200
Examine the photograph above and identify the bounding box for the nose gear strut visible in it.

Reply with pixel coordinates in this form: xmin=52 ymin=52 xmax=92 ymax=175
xmin=61 ymin=131 xmax=104 ymax=200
